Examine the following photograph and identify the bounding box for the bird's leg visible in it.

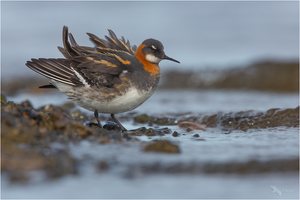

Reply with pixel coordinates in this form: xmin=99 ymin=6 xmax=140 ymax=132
xmin=110 ymin=114 xmax=127 ymax=131
xmin=94 ymin=110 xmax=102 ymax=128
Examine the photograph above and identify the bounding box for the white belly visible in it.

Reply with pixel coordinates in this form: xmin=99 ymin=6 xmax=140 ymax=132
xmin=84 ymin=87 xmax=154 ymax=113
xmin=53 ymin=81 xmax=154 ymax=113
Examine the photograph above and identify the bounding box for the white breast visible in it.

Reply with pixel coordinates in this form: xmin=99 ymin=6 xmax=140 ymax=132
xmin=52 ymin=81 xmax=155 ymax=114
xmin=78 ymin=88 xmax=154 ymax=113
xmin=102 ymin=87 xmax=153 ymax=113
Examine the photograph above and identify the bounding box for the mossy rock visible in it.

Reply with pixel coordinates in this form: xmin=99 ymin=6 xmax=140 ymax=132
xmin=143 ymin=140 xmax=180 ymax=154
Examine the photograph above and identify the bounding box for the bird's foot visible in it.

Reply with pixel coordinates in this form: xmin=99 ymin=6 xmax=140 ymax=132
xmin=84 ymin=121 xmax=102 ymax=128
xmin=110 ymin=114 xmax=127 ymax=132
xmin=103 ymin=121 xmax=127 ymax=132
xmin=103 ymin=121 xmax=121 ymax=130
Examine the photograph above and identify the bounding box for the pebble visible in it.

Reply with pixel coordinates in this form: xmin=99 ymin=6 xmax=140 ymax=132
xmin=192 ymin=133 xmax=200 ymax=138
xmin=172 ymin=131 xmax=180 ymax=137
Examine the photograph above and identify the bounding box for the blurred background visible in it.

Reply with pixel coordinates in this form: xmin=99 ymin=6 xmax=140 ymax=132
xmin=1 ymin=1 xmax=299 ymax=199
xmin=2 ymin=1 xmax=299 ymax=79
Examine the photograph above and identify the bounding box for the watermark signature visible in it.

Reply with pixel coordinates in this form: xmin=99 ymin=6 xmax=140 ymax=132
xmin=270 ymin=185 xmax=282 ymax=196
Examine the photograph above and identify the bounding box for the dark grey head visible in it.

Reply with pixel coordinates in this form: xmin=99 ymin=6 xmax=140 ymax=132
xmin=141 ymin=39 xmax=180 ymax=64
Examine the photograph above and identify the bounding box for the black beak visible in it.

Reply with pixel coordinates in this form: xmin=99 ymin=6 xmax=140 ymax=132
xmin=163 ymin=55 xmax=180 ymax=63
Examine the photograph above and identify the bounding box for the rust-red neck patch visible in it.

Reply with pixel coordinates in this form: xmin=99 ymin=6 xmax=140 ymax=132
xmin=135 ymin=44 xmax=160 ymax=76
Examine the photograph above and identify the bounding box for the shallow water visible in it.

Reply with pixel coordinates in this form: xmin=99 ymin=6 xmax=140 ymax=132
xmin=2 ymin=173 xmax=298 ymax=199
xmin=2 ymin=120 xmax=299 ymax=198
xmin=2 ymin=125 xmax=299 ymax=198
xmin=3 ymin=90 xmax=299 ymax=198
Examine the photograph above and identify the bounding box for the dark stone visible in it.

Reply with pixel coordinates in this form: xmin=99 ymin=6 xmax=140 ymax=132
xmin=192 ymin=134 xmax=200 ymax=138
xmin=172 ymin=131 xmax=179 ymax=137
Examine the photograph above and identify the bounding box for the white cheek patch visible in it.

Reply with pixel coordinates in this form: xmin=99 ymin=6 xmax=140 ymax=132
xmin=145 ymin=54 xmax=161 ymax=64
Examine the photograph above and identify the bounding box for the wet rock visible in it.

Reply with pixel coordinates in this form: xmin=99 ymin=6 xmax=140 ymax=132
xmin=143 ymin=140 xmax=180 ymax=154
xmin=133 ymin=114 xmax=176 ymax=125
xmin=172 ymin=131 xmax=180 ymax=137
xmin=160 ymin=127 xmax=173 ymax=135
xmin=185 ymin=107 xmax=299 ymax=131
xmin=2 ymin=142 xmax=78 ymax=183
xmin=97 ymin=130 xmax=123 ymax=144
xmin=186 ymin=128 xmax=193 ymax=132
xmin=226 ymin=107 xmax=298 ymax=130
xmin=103 ymin=121 xmax=122 ymax=131
xmin=70 ymin=110 xmax=89 ymax=121
xmin=127 ymin=158 xmax=299 ymax=175
xmin=44 ymin=150 xmax=78 ymax=179
xmin=178 ymin=121 xmax=206 ymax=131
xmin=128 ymin=127 xmax=172 ymax=136
xmin=96 ymin=160 xmax=110 ymax=172
xmin=1 ymin=96 xmax=125 ymax=183
xmin=202 ymin=159 xmax=299 ymax=174
xmin=192 ymin=133 xmax=200 ymax=138
xmin=134 ymin=107 xmax=299 ymax=132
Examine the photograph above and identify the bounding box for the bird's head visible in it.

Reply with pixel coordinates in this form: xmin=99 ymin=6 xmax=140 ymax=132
xmin=137 ymin=39 xmax=180 ymax=64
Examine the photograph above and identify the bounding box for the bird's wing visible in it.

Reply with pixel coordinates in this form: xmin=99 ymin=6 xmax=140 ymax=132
xmin=87 ymin=29 xmax=137 ymax=55
xmin=26 ymin=56 xmax=129 ymax=88
xmin=70 ymin=53 xmax=131 ymax=88
xmin=26 ymin=58 xmax=82 ymax=86
xmin=26 ymin=26 xmax=132 ymax=88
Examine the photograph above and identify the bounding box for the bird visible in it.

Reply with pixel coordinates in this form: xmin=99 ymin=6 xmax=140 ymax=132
xmin=26 ymin=26 xmax=180 ymax=131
